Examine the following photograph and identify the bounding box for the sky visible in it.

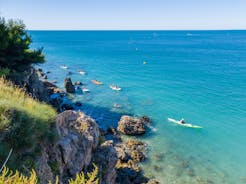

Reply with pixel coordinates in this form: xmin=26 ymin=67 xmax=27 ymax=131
xmin=0 ymin=0 xmax=246 ymax=30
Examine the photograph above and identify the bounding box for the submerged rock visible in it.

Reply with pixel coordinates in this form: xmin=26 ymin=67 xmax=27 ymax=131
xmin=60 ymin=103 xmax=74 ymax=111
xmin=64 ymin=77 xmax=75 ymax=93
xmin=115 ymin=139 xmax=148 ymax=184
xmin=117 ymin=115 xmax=146 ymax=135
xmin=147 ymin=179 xmax=160 ymax=184
xmin=74 ymin=101 xmax=82 ymax=106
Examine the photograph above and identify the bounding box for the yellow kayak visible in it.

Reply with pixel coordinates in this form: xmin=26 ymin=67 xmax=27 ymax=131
xmin=92 ymin=80 xmax=103 ymax=85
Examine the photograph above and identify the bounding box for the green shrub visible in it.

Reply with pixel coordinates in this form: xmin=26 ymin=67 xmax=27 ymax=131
xmin=0 ymin=68 xmax=10 ymax=77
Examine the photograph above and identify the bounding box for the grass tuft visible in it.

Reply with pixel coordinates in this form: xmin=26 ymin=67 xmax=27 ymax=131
xmin=0 ymin=77 xmax=57 ymax=169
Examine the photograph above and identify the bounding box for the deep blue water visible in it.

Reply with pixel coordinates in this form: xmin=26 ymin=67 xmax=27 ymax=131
xmin=30 ymin=31 xmax=246 ymax=184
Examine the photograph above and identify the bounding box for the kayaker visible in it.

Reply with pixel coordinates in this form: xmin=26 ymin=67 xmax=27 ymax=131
xmin=180 ymin=118 xmax=185 ymax=124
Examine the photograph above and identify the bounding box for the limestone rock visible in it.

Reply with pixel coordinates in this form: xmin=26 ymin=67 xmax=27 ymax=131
xmin=36 ymin=147 xmax=54 ymax=184
xmin=93 ymin=140 xmax=118 ymax=184
xmin=115 ymin=139 xmax=148 ymax=184
xmin=55 ymin=110 xmax=100 ymax=179
xmin=117 ymin=115 xmax=146 ymax=135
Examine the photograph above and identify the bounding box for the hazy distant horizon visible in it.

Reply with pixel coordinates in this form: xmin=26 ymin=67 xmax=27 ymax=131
xmin=1 ymin=0 xmax=246 ymax=30
xmin=27 ymin=29 xmax=246 ymax=31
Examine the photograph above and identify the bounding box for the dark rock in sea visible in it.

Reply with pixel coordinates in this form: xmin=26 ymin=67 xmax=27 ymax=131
xmin=46 ymin=71 xmax=51 ymax=74
xmin=75 ymin=86 xmax=82 ymax=92
xmin=140 ymin=115 xmax=151 ymax=124
xmin=154 ymin=152 xmax=164 ymax=162
xmin=187 ymin=168 xmax=195 ymax=177
xmin=64 ymin=77 xmax=75 ymax=93
xmin=107 ymin=126 xmax=117 ymax=135
xmin=75 ymin=81 xmax=82 ymax=85
xmin=37 ymin=68 xmax=43 ymax=72
xmin=116 ymin=166 xmax=148 ymax=184
xmin=43 ymin=81 xmax=64 ymax=95
xmin=61 ymin=103 xmax=74 ymax=111
xmin=74 ymin=101 xmax=82 ymax=106
xmin=67 ymin=71 xmax=73 ymax=75
xmin=181 ymin=160 xmax=190 ymax=168
xmin=43 ymin=74 xmax=48 ymax=79
xmin=99 ymin=128 xmax=108 ymax=136
xmin=153 ymin=165 xmax=163 ymax=172
xmin=117 ymin=115 xmax=146 ymax=135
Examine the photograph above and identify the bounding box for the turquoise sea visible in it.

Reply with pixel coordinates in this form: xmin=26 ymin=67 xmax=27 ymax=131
xmin=30 ymin=31 xmax=246 ymax=184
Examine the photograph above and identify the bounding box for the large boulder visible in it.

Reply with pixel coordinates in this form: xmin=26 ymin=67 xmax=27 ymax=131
xmin=55 ymin=110 xmax=100 ymax=180
xmin=64 ymin=77 xmax=75 ymax=93
xmin=93 ymin=140 xmax=118 ymax=184
xmin=117 ymin=115 xmax=146 ymax=135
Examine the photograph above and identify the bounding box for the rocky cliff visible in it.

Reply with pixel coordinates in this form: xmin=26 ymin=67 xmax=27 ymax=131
xmin=9 ymin=67 xmax=49 ymax=102
xmin=37 ymin=110 xmax=118 ymax=184
xmin=6 ymin=68 xmax=158 ymax=183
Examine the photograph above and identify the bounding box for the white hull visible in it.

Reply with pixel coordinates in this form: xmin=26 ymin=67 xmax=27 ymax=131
xmin=110 ymin=85 xmax=121 ymax=91
xmin=167 ymin=118 xmax=202 ymax=129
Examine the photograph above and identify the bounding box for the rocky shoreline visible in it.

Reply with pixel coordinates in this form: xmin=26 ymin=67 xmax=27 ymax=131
xmin=14 ymin=67 xmax=159 ymax=184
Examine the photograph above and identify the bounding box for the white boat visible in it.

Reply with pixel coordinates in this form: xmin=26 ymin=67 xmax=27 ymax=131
xmin=78 ymin=70 xmax=86 ymax=75
xmin=113 ymin=103 xmax=122 ymax=108
xmin=82 ymin=87 xmax=90 ymax=93
xmin=167 ymin=118 xmax=203 ymax=129
xmin=110 ymin=85 xmax=121 ymax=91
xmin=60 ymin=65 xmax=68 ymax=69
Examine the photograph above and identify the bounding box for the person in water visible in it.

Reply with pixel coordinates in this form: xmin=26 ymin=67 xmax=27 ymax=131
xmin=180 ymin=118 xmax=185 ymax=124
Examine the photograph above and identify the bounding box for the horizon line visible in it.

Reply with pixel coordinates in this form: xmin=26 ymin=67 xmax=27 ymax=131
xmin=28 ymin=29 xmax=246 ymax=31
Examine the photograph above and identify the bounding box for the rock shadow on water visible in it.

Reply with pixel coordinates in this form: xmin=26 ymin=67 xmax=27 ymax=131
xmin=72 ymin=103 xmax=157 ymax=139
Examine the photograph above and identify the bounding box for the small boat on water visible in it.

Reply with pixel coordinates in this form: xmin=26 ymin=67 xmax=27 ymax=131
xmin=60 ymin=65 xmax=68 ymax=69
xmin=110 ymin=85 xmax=121 ymax=91
xmin=78 ymin=70 xmax=86 ymax=75
xmin=92 ymin=80 xmax=103 ymax=85
xmin=167 ymin=118 xmax=203 ymax=129
xmin=82 ymin=87 xmax=90 ymax=93
xmin=113 ymin=103 xmax=122 ymax=108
